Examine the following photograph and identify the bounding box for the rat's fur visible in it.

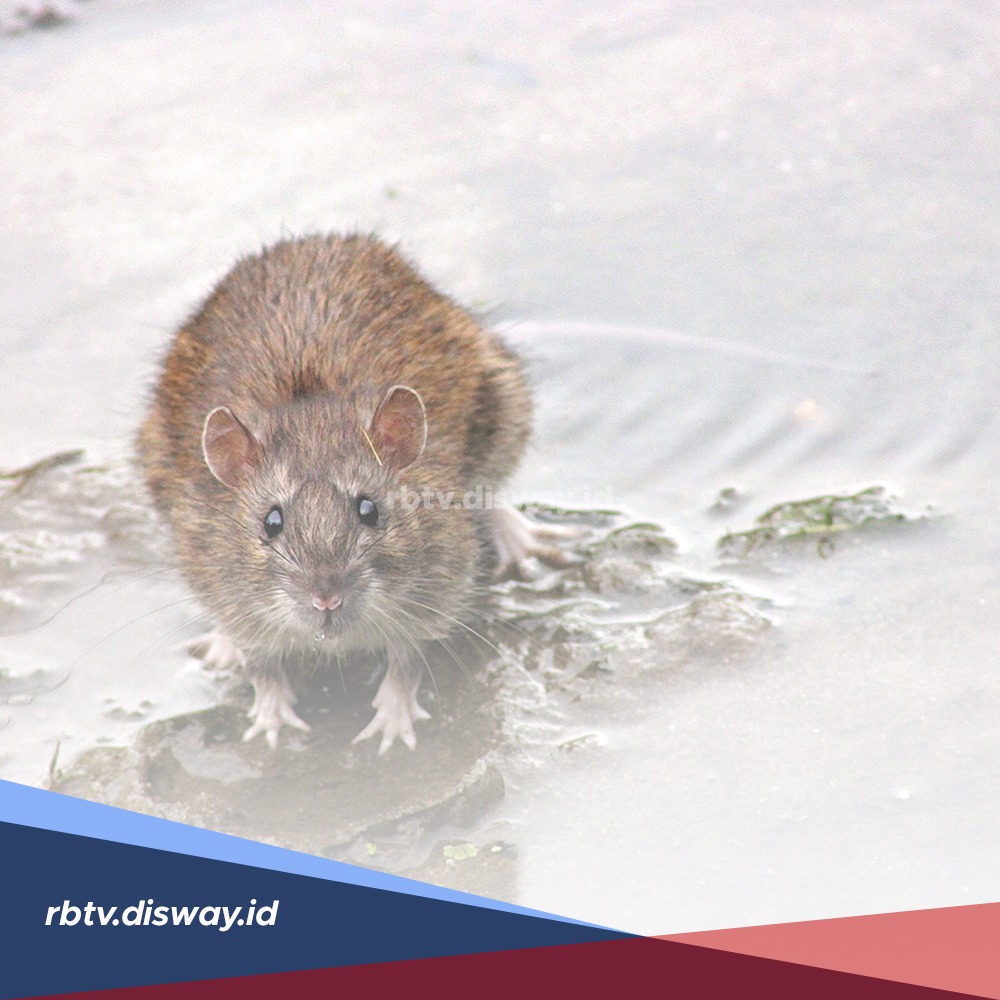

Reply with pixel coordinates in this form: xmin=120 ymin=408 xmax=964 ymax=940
xmin=138 ymin=234 xmax=534 ymax=751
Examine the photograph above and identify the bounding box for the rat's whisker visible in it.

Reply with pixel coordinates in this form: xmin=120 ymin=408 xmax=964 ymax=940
xmin=134 ymin=233 xmax=543 ymax=750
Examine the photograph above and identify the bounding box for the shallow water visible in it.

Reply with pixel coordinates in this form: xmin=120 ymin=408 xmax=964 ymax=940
xmin=2 ymin=0 xmax=999 ymax=935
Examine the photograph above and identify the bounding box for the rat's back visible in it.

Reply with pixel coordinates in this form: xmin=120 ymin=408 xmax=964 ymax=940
xmin=138 ymin=233 xmax=530 ymax=516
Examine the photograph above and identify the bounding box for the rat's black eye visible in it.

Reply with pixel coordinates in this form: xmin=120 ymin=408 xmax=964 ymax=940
xmin=263 ymin=506 xmax=284 ymax=539
xmin=357 ymin=497 xmax=379 ymax=527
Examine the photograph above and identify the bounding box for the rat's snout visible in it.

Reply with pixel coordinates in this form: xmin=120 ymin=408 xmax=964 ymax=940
xmin=304 ymin=568 xmax=351 ymax=613
xmin=311 ymin=592 xmax=343 ymax=612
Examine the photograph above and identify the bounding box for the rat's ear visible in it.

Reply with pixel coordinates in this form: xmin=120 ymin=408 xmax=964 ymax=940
xmin=369 ymin=385 xmax=427 ymax=471
xmin=202 ymin=406 xmax=261 ymax=488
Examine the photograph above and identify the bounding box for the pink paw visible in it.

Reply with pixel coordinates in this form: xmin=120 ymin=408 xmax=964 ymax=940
xmin=490 ymin=503 xmax=580 ymax=578
xmin=243 ymin=675 xmax=311 ymax=749
xmin=182 ymin=630 xmax=246 ymax=670
xmin=352 ymin=670 xmax=430 ymax=754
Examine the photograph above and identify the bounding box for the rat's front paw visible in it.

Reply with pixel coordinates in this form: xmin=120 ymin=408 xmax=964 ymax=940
xmin=243 ymin=674 xmax=311 ymax=749
xmin=181 ymin=629 xmax=247 ymax=670
xmin=352 ymin=670 xmax=430 ymax=755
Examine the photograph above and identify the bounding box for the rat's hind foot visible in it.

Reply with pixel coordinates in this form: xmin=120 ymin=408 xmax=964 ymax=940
xmin=352 ymin=662 xmax=430 ymax=755
xmin=181 ymin=630 xmax=247 ymax=670
xmin=243 ymin=673 xmax=311 ymax=749
xmin=490 ymin=502 xmax=580 ymax=578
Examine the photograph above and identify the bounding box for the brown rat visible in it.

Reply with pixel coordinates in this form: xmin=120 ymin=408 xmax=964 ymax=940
xmin=137 ymin=233 xmax=566 ymax=752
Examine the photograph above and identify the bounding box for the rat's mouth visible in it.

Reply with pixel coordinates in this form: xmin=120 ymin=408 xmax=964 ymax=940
xmin=311 ymin=606 xmax=342 ymax=641
xmin=281 ymin=581 xmax=370 ymax=645
xmin=301 ymin=599 xmax=366 ymax=644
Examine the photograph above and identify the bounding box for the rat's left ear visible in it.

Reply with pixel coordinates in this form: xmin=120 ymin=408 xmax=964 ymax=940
xmin=369 ymin=385 xmax=427 ymax=471
xmin=202 ymin=406 xmax=261 ymax=488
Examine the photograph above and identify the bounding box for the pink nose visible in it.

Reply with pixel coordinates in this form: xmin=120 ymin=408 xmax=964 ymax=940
xmin=311 ymin=593 xmax=343 ymax=612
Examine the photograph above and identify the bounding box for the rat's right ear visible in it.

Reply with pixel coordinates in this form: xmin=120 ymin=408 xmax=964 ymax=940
xmin=202 ymin=407 xmax=261 ymax=488
xmin=369 ymin=385 xmax=427 ymax=471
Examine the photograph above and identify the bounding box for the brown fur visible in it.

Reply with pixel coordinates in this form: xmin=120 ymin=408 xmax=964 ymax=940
xmin=137 ymin=234 xmax=531 ymax=675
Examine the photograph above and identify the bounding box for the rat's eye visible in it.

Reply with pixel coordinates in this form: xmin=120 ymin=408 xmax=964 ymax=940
xmin=263 ymin=506 xmax=284 ymax=539
xmin=357 ymin=497 xmax=379 ymax=527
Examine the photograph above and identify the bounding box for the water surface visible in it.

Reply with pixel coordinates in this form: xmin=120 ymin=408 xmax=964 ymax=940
xmin=1 ymin=0 xmax=998 ymax=935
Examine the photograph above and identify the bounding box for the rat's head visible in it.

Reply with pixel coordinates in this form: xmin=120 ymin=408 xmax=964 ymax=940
xmin=198 ymin=385 xmax=437 ymax=650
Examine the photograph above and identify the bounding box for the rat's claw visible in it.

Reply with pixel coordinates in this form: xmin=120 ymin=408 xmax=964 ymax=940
xmin=352 ymin=669 xmax=430 ymax=754
xmin=490 ymin=503 xmax=582 ymax=578
xmin=180 ymin=630 xmax=247 ymax=670
xmin=243 ymin=675 xmax=310 ymax=749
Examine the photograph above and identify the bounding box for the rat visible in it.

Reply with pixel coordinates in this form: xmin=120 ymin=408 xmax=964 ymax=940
xmin=137 ymin=234 xmax=567 ymax=753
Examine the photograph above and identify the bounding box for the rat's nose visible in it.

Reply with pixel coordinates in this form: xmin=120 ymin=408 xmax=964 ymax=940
xmin=311 ymin=593 xmax=343 ymax=612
